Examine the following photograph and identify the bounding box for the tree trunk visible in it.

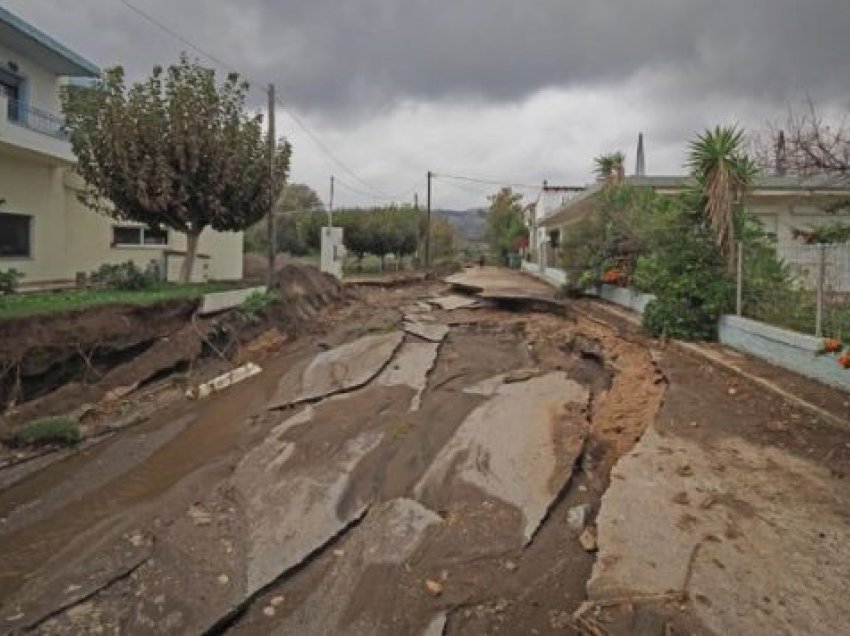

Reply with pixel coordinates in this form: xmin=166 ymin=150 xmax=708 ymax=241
xmin=380 ymin=254 xmax=386 ymax=272
xmin=179 ymin=230 xmax=201 ymax=284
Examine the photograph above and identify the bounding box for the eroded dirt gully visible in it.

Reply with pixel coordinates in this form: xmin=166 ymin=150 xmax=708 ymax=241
xmin=0 ymin=267 xmax=666 ymax=635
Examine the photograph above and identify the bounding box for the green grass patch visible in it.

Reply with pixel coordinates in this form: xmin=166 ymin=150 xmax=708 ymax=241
xmin=0 ymin=282 xmax=236 ymax=321
xmin=6 ymin=416 xmax=81 ymax=448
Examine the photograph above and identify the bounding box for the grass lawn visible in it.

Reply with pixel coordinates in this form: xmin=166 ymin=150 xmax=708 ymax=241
xmin=0 ymin=282 xmax=236 ymax=321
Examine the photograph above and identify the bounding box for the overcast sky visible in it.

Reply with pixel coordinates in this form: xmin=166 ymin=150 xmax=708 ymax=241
xmin=4 ymin=0 xmax=849 ymax=208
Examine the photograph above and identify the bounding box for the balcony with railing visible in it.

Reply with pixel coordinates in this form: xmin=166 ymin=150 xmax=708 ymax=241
xmin=0 ymin=91 xmax=75 ymax=162
xmin=5 ymin=96 xmax=70 ymax=140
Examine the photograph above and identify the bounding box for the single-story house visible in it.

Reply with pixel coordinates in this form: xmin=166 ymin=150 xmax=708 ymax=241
xmin=531 ymin=174 xmax=850 ymax=276
xmin=0 ymin=7 xmax=244 ymax=289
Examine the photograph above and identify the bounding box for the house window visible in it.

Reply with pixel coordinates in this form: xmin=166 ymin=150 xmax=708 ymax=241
xmin=112 ymin=225 xmax=168 ymax=247
xmin=0 ymin=213 xmax=31 ymax=257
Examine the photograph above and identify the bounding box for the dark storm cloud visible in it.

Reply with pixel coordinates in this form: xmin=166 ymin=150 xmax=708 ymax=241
xmin=4 ymin=0 xmax=850 ymax=113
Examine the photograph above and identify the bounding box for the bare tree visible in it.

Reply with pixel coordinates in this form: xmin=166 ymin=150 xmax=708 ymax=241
xmin=775 ymin=100 xmax=850 ymax=176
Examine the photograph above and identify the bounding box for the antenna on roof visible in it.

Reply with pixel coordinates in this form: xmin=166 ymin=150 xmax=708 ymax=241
xmin=635 ymin=132 xmax=646 ymax=176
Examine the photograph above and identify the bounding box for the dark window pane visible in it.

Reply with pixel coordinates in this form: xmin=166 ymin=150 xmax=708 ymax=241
xmin=113 ymin=226 xmax=142 ymax=245
xmin=143 ymin=227 xmax=168 ymax=245
xmin=0 ymin=213 xmax=31 ymax=257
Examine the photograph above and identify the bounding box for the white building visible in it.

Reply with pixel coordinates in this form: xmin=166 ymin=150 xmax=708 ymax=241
xmin=0 ymin=7 xmax=243 ymax=288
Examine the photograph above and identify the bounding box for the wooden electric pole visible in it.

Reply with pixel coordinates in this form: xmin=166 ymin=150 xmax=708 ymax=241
xmin=329 ymin=175 xmax=335 ymax=227
xmin=266 ymin=83 xmax=276 ymax=290
xmin=425 ymin=171 xmax=432 ymax=268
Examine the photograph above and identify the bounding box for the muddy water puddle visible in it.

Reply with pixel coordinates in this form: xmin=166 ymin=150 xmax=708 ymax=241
xmin=0 ymin=349 xmax=299 ymax=605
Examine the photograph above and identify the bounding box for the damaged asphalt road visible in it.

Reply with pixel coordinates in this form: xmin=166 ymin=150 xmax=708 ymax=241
xmin=1 ymin=267 xmax=849 ymax=635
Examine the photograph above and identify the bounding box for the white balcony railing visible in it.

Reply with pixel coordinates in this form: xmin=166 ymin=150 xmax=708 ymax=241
xmin=0 ymin=93 xmax=75 ymax=162
xmin=4 ymin=97 xmax=70 ymax=140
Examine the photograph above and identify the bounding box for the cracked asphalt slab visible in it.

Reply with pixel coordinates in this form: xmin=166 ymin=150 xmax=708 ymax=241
xmin=1 ymin=269 xmax=849 ymax=635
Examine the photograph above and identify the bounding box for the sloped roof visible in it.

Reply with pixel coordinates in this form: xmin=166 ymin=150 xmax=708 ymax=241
xmin=0 ymin=6 xmax=100 ymax=77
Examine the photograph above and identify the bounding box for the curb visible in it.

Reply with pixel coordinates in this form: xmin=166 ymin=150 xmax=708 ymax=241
xmin=575 ymin=301 xmax=850 ymax=431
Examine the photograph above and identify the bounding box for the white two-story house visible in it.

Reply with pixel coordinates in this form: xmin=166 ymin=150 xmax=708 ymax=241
xmin=0 ymin=7 xmax=244 ymax=288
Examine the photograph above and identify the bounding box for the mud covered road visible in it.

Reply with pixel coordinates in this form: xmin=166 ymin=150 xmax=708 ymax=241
xmin=1 ymin=267 xmax=849 ymax=635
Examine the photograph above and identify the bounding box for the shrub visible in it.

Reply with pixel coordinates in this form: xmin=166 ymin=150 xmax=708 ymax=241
xmin=235 ymin=290 xmax=282 ymax=324
xmin=6 ymin=416 xmax=81 ymax=448
xmin=0 ymin=268 xmax=24 ymax=294
xmin=91 ymin=261 xmax=159 ymax=291
xmin=637 ymin=219 xmax=733 ymax=341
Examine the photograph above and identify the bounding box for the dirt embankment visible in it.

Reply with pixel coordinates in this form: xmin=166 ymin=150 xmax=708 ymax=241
xmin=0 ymin=264 xmax=345 ymax=430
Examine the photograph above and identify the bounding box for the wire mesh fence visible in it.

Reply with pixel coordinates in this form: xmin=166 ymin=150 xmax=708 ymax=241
xmin=738 ymin=241 xmax=850 ymax=341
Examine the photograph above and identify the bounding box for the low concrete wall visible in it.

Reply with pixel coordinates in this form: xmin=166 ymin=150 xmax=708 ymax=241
xmin=594 ymin=284 xmax=655 ymax=315
xmin=521 ymin=260 xmax=566 ymax=287
xmin=199 ymin=286 xmax=265 ymax=316
xmin=719 ymin=315 xmax=850 ymax=392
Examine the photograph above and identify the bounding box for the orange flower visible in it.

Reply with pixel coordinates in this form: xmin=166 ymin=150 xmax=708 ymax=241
xmin=823 ymin=338 xmax=842 ymax=353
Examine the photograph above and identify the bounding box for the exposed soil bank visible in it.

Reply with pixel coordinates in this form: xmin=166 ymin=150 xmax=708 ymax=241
xmin=0 ymin=264 xmax=345 ymax=432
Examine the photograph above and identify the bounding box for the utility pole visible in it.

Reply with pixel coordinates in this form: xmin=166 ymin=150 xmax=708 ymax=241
xmin=425 ymin=171 xmax=432 ymax=269
xmin=329 ymin=175 xmax=335 ymax=228
xmin=266 ymin=83 xmax=276 ymax=290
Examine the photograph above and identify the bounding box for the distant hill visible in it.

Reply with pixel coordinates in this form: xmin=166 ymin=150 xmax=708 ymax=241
xmin=434 ymin=208 xmax=487 ymax=242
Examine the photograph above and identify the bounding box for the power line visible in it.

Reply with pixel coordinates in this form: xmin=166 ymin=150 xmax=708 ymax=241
xmin=433 ymin=172 xmax=543 ymax=191
xmin=116 ymin=0 xmax=392 ymax=199
xmin=117 ymin=0 xmax=247 ymax=79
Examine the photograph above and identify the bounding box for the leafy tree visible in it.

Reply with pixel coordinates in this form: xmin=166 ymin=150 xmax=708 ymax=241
xmin=687 ymin=126 xmax=757 ymax=268
xmin=245 ymin=184 xmax=325 ymax=255
xmin=277 ymin=183 xmax=324 ymax=213
xmin=430 ymin=217 xmax=456 ymax=259
xmin=63 ymin=54 xmax=291 ymax=282
xmin=486 ymin=187 xmax=527 ymax=263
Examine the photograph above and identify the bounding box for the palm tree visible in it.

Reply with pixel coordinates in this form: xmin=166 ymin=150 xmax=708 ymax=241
xmin=594 ymin=152 xmax=625 ymax=185
xmin=687 ymin=126 xmax=758 ymax=266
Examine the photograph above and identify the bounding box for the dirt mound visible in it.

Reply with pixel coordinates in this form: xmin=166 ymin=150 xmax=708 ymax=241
xmin=271 ymin=263 xmax=345 ymax=325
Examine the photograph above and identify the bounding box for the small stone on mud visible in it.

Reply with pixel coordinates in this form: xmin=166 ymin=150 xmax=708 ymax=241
xmin=425 ymin=579 xmax=444 ymax=596
xmin=188 ymin=505 xmax=212 ymax=526
xmin=217 ymin=573 xmax=229 ymax=586
xmin=128 ymin=531 xmax=145 ymax=547
xmin=579 ymin=527 xmax=598 ymax=552
xmin=333 ymin=549 xmax=345 ymax=557
xmin=504 ymin=560 xmax=518 ymax=572
xmin=567 ymin=504 xmax=591 ymax=530
xmin=271 ymin=595 xmax=285 ymax=607
xmin=5 ymin=612 xmax=24 ymax=622
xmin=728 ymin=386 xmax=738 ymax=396
xmin=263 ymin=606 xmax=276 ymax=617
xmin=503 ymin=368 xmax=540 ymax=384
xmin=154 ymin=595 xmax=165 ymax=605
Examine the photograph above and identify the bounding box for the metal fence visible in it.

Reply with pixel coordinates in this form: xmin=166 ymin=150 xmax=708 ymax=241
xmin=737 ymin=241 xmax=850 ymax=341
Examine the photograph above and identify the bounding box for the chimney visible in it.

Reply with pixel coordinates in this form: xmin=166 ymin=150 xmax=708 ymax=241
xmin=635 ymin=132 xmax=646 ymax=176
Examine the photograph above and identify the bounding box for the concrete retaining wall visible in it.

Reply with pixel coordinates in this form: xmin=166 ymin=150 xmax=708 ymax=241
xmin=199 ymin=286 xmax=265 ymax=316
xmin=594 ymin=284 xmax=655 ymax=315
xmin=520 ymin=264 xmax=850 ymax=392
xmin=520 ymin=260 xmax=567 ymax=287
xmin=718 ymin=315 xmax=850 ymax=392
